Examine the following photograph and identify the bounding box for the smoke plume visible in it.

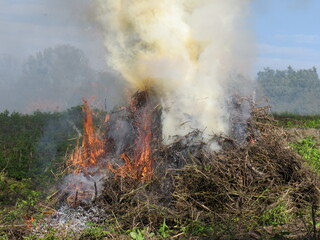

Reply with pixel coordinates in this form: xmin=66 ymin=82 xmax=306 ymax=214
xmin=94 ymin=0 xmax=254 ymax=142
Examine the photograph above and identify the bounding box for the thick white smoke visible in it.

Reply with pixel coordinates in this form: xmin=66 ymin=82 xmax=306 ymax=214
xmin=94 ymin=0 xmax=254 ymax=142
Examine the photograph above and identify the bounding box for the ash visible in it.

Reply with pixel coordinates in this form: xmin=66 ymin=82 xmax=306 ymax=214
xmin=33 ymin=204 xmax=107 ymax=237
xmin=61 ymin=171 xmax=105 ymax=204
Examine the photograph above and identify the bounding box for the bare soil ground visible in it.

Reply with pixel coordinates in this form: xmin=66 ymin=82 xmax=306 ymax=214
xmin=286 ymin=128 xmax=320 ymax=143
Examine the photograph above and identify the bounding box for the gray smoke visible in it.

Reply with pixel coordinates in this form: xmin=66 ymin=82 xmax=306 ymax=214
xmin=0 ymin=0 xmax=125 ymax=113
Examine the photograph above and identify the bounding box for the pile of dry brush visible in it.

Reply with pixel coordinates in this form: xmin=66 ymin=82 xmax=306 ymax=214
xmin=95 ymin=92 xmax=320 ymax=238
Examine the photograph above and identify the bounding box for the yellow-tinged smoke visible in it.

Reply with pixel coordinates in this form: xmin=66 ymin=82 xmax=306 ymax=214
xmin=95 ymin=0 xmax=254 ymax=143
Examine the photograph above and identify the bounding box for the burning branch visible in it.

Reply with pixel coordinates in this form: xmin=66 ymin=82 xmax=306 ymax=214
xmin=65 ymin=99 xmax=106 ymax=206
xmin=108 ymin=91 xmax=154 ymax=181
xmin=68 ymin=99 xmax=105 ymax=174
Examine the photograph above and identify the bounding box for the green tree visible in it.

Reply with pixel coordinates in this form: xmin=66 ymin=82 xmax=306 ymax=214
xmin=21 ymin=45 xmax=96 ymax=111
xmin=257 ymin=66 xmax=320 ymax=114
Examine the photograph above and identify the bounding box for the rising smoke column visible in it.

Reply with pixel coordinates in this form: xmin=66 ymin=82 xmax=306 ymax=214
xmin=94 ymin=0 xmax=254 ymax=142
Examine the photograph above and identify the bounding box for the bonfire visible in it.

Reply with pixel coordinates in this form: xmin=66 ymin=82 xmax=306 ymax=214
xmin=39 ymin=90 xmax=318 ymax=239
xmin=26 ymin=0 xmax=320 ymax=238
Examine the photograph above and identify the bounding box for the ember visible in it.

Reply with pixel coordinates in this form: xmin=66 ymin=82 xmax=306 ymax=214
xmin=25 ymin=216 xmax=34 ymax=229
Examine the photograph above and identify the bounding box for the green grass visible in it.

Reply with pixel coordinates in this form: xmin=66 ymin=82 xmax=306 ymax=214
xmin=259 ymin=201 xmax=292 ymax=226
xmin=274 ymin=113 xmax=320 ymax=172
xmin=0 ymin=107 xmax=84 ymax=180
xmin=274 ymin=113 xmax=320 ymax=128
xmin=79 ymin=223 xmax=116 ymax=239
xmin=290 ymin=137 xmax=320 ymax=173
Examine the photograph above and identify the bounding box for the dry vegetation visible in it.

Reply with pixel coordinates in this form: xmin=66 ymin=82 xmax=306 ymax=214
xmin=1 ymin=95 xmax=320 ymax=239
xmin=92 ymin=95 xmax=320 ymax=239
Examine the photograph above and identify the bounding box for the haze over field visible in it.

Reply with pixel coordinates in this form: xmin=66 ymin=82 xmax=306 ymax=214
xmin=0 ymin=0 xmax=319 ymax=114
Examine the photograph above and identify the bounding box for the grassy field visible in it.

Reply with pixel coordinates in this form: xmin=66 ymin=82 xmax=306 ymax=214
xmin=274 ymin=113 xmax=320 ymax=129
xmin=1 ymin=111 xmax=320 ymax=239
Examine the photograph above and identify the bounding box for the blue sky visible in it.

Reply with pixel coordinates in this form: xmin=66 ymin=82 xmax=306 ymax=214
xmin=252 ymin=0 xmax=320 ymax=72
xmin=0 ymin=0 xmax=319 ymax=73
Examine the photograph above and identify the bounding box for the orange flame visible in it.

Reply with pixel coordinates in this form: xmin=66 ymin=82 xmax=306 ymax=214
xmin=66 ymin=99 xmax=106 ymax=205
xmin=68 ymin=99 xmax=105 ymax=174
xmin=25 ymin=216 xmax=34 ymax=229
xmin=134 ymin=105 xmax=153 ymax=181
xmin=104 ymin=114 xmax=110 ymax=123
xmin=66 ymin=94 xmax=155 ymax=206
xmin=247 ymin=135 xmax=255 ymax=144
xmin=109 ymin=107 xmax=153 ymax=181
xmin=109 ymin=103 xmax=153 ymax=181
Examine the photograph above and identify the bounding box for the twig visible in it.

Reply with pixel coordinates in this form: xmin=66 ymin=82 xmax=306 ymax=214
xmin=0 ymin=224 xmax=27 ymax=228
xmin=92 ymin=181 xmax=98 ymax=202
xmin=0 ymin=158 xmax=10 ymax=174
xmin=312 ymin=204 xmax=318 ymax=240
xmin=47 ymin=190 xmax=61 ymax=200
xmin=74 ymin=191 xmax=78 ymax=206
xmin=172 ymin=232 xmax=185 ymax=239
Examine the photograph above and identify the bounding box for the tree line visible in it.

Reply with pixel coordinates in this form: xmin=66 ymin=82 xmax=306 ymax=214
xmin=256 ymin=66 xmax=320 ymax=114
